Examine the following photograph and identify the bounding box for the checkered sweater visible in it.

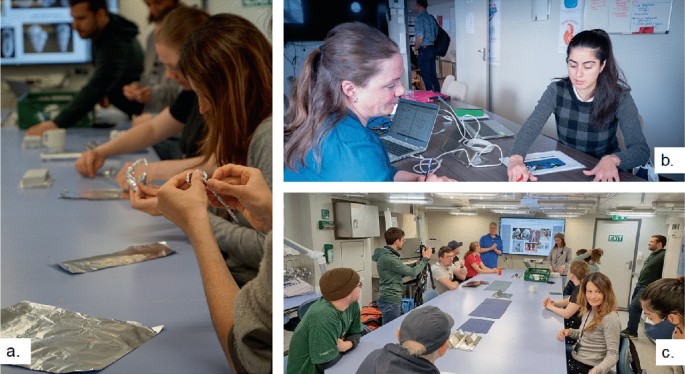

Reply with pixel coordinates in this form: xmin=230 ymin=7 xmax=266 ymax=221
xmin=510 ymin=79 xmax=650 ymax=169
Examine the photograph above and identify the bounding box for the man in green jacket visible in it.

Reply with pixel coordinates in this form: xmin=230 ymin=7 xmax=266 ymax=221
xmin=27 ymin=0 xmax=143 ymax=136
xmin=372 ymin=227 xmax=432 ymax=325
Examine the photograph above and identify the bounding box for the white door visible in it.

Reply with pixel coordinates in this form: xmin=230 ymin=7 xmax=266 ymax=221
xmin=454 ymin=0 xmax=488 ymax=109
xmin=593 ymin=219 xmax=641 ymax=308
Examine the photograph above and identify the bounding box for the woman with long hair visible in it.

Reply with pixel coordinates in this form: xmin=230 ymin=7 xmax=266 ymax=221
xmin=284 ymin=22 xmax=452 ymax=182
xmin=557 ymin=272 xmax=621 ymax=374
xmin=544 ymin=260 xmax=590 ymax=329
xmin=508 ymin=29 xmax=649 ymax=182
xmin=548 ymin=232 xmax=573 ymax=276
xmin=463 ymin=241 xmax=496 ymax=280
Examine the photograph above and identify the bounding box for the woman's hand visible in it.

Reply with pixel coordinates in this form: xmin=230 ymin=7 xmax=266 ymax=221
xmin=583 ymin=154 xmax=620 ymax=182
xmin=556 ymin=328 xmax=570 ymax=341
xmin=507 ymin=155 xmax=537 ymax=182
xmin=129 ymin=184 xmax=162 ymax=216
xmin=206 ymin=165 xmax=272 ymax=233
xmin=156 ymin=169 xmax=210 ymax=232
xmin=75 ymin=149 xmax=106 ymax=178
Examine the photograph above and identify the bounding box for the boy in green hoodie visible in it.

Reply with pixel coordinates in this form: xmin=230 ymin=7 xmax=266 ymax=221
xmin=372 ymin=227 xmax=432 ymax=324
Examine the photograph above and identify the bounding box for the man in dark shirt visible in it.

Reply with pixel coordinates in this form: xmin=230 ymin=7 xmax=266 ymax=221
xmin=26 ymin=0 xmax=143 ymax=135
xmin=622 ymin=234 xmax=667 ymax=338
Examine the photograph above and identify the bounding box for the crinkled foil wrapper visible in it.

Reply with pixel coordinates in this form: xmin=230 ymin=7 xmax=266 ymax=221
xmin=59 ymin=241 xmax=175 ymax=274
xmin=1 ymin=300 xmax=163 ymax=373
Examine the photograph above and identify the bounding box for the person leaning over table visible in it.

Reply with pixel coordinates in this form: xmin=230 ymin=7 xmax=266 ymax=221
xmin=431 ymin=245 xmax=467 ymax=294
xmin=557 ymin=272 xmax=621 ymax=374
xmin=548 ymin=232 xmax=573 ymax=276
xmin=464 ymin=241 xmax=496 ymax=280
xmin=26 ymin=0 xmax=144 ymax=136
xmin=373 ymin=227 xmax=433 ymax=325
xmin=75 ymin=6 xmax=210 ymax=179
xmin=286 ymin=268 xmax=363 ymax=374
xmin=479 ymin=221 xmax=503 ymax=269
xmin=574 ymin=248 xmax=604 ymax=274
xmin=155 ymin=165 xmax=272 ymax=373
xmin=283 ymin=22 xmax=453 ymax=182
xmin=507 ymin=29 xmax=649 ymax=182
xmin=129 ymin=13 xmax=272 ymax=286
xmin=356 ymin=305 xmax=454 ymax=374
xmin=640 ymin=277 xmax=685 ymax=374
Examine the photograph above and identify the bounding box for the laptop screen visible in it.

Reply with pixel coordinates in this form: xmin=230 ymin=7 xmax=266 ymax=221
xmin=389 ymin=99 xmax=440 ymax=146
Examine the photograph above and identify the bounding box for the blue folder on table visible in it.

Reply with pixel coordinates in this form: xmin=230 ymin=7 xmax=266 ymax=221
xmin=468 ymin=298 xmax=513 ymax=319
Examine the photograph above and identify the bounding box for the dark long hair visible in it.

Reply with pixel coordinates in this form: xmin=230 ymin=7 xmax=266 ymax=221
xmin=577 ymin=272 xmax=617 ymax=332
xmin=640 ymin=277 xmax=685 ymax=319
xmin=284 ymin=22 xmax=399 ymax=170
xmin=565 ymin=29 xmax=629 ymax=127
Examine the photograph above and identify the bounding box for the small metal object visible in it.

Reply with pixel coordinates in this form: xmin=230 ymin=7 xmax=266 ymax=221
xmin=126 ymin=158 xmax=148 ymax=192
xmin=186 ymin=169 xmax=240 ymax=222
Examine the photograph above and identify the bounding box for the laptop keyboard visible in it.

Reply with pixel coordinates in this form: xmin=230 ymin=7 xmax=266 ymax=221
xmin=466 ymin=121 xmax=499 ymax=138
xmin=381 ymin=138 xmax=415 ymax=156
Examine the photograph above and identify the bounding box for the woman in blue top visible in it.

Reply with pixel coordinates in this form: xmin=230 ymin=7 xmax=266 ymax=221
xmin=284 ymin=22 xmax=453 ymax=182
xmin=508 ymin=29 xmax=649 ymax=182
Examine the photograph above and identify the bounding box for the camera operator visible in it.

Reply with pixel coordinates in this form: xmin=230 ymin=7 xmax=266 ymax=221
xmin=372 ymin=227 xmax=432 ymax=325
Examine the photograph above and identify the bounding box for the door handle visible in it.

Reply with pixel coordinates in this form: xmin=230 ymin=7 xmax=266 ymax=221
xmin=626 ymin=260 xmax=633 ymax=270
xmin=477 ymin=48 xmax=486 ymax=61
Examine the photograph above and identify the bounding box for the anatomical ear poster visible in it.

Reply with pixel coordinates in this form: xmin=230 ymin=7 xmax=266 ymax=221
xmin=558 ymin=0 xmax=584 ymax=53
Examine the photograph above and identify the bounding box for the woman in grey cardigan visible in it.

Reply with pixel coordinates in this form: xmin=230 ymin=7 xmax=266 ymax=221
xmin=548 ymin=232 xmax=573 ymax=276
xmin=557 ymin=272 xmax=621 ymax=374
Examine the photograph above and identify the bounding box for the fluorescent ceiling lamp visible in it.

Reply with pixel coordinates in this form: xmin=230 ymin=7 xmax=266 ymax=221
xmin=471 ymin=203 xmax=521 ymax=209
xmin=607 ymin=210 xmax=655 ymax=217
xmin=425 ymin=206 xmax=461 ymax=211
xmin=546 ymin=213 xmax=583 ymax=218
xmin=492 ymin=210 xmax=531 ymax=215
xmin=449 ymin=211 xmax=478 ymax=216
xmin=538 ymin=200 xmax=596 ymax=207
xmin=387 ymin=198 xmax=434 ymax=205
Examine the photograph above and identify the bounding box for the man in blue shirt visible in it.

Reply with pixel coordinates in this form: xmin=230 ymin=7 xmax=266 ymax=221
xmin=412 ymin=0 xmax=440 ymax=92
xmin=479 ymin=222 xmax=503 ymax=269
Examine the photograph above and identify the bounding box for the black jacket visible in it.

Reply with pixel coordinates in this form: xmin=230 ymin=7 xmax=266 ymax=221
xmin=356 ymin=343 xmax=440 ymax=374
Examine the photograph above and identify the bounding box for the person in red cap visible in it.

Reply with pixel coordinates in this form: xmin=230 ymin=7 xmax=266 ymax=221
xmin=356 ymin=305 xmax=454 ymax=373
xmin=287 ymin=267 xmax=364 ymax=374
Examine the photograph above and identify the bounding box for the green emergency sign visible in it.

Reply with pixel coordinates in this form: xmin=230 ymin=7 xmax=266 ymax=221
xmin=608 ymin=235 xmax=624 ymax=242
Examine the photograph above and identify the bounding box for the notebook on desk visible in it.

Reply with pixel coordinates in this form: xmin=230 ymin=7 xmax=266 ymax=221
xmin=381 ymin=98 xmax=440 ymax=162
xmin=462 ymin=118 xmax=515 ymax=140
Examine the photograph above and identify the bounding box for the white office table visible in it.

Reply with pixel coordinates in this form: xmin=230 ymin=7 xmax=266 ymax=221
xmin=1 ymin=127 xmax=229 ymax=373
xmin=327 ymin=270 xmax=567 ymax=373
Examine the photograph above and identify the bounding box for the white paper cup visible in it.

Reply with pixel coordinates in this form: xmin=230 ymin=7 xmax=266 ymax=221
xmin=42 ymin=128 xmax=66 ymax=153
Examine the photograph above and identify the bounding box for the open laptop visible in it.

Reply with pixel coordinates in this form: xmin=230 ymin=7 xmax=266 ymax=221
xmin=380 ymin=98 xmax=440 ymax=162
xmin=461 ymin=118 xmax=515 ymax=140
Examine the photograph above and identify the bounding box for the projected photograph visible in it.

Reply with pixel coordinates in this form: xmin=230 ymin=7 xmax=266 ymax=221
xmin=1 ymin=27 xmax=15 ymax=57
xmin=11 ymin=0 xmax=69 ymax=8
xmin=501 ymin=218 xmax=565 ymax=257
xmin=23 ymin=23 xmax=73 ymax=54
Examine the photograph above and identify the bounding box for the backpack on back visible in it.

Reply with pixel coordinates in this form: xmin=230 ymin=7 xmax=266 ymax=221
xmin=432 ymin=16 xmax=450 ymax=57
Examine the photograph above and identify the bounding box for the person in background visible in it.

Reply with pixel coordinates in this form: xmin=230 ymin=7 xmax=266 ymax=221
xmin=622 ymin=234 xmax=667 ymax=338
xmin=26 ymin=0 xmax=144 ymax=136
xmin=412 ymin=0 xmax=440 ymax=92
xmin=126 ymin=13 xmax=272 ymax=288
xmin=286 ymin=268 xmax=363 ymax=374
xmin=548 ymin=233 xmax=573 ymax=277
xmin=544 ymin=261 xmax=591 ymax=330
xmin=373 ymin=227 xmax=432 ymax=324
xmin=122 ymin=0 xmax=182 ymax=160
xmin=557 ymin=272 xmax=621 ymax=374
xmin=356 ymin=306 xmax=454 ymax=374
xmin=284 ymin=22 xmax=452 ymax=182
xmin=447 ymin=240 xmax=463 ymax=264
xmin=75 ymin=6 xmax=210 ymax=179
xmin=156 ymin=165 xmax=272 ymax=373
xmin=479 ymin=221 xmax=503 ymax=269
xmin=464 ymin=241 xmax=496 ymax=280
xmin=508 ymin=29 xmax=649 ymax=182
xmin=564 ymin=249 xmax=587 ymax=296
xmin=431 ymin=245 xmax=467 ymax=294
xmin=640 ymin=277 xmax=684 ymax=374
xmin=574 ymin=248 xmax=604 ymax=274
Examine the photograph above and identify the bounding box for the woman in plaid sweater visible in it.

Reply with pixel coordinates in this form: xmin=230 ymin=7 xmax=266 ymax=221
xmin=508 ymin=29 xmax=649 ymax=182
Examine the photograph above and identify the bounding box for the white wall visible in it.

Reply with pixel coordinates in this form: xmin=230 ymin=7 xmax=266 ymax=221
xmin=485 ymin=0 xmax=684 ymax=161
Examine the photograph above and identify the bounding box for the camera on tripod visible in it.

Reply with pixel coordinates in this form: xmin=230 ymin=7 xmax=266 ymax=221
xmin=417 ymin=244 xmax=435 ymax=254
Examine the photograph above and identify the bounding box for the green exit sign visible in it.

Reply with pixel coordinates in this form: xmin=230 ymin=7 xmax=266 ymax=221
xmin=611 ymin=215 xmax=627 ymax=221
xmin=608 ymin=235 xmax=624 ymax=242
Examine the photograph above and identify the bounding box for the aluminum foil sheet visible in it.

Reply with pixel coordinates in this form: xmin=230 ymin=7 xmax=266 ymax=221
xmin=59 ymin=241 xmax=175 ymax=274
xmin=59 ymin=189 xmax=127 ymax=200
xmin=1 ymin=300 xmax=163 ymax=373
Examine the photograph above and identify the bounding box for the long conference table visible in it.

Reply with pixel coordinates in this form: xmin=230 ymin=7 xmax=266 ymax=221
xmin=394 ymin=99 xmax=645 ymax=182
xmin=1 ymin=127 xmax=229 ymax=373
xmin=327 ymin=270 xmax=567 ymax=373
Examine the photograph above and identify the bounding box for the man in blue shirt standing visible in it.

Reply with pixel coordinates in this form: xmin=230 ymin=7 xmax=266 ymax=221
xmin=479 ymin=222 xmax=503 ymax=269
xmin=413 ymin=0 xmax=440 ymax=92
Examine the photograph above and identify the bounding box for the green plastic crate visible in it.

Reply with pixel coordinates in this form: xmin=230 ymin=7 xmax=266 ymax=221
xmin=524 ymin=268 xmax=550 ymax=283
xmin=17 ymin=91 xmax=94 ymax=129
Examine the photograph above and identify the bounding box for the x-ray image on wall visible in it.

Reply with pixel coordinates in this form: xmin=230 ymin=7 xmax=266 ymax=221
xmin=1 ymin=27 xmax=16 ymax=57
xmin=23 ymin=22 xmax=73 ymax=54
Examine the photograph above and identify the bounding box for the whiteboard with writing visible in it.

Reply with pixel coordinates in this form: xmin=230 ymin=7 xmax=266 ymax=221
xmin=583 ymin=0 xmax=673 ymax=34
